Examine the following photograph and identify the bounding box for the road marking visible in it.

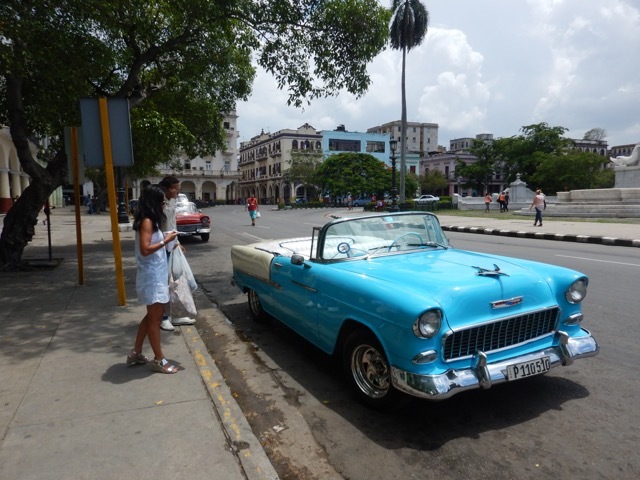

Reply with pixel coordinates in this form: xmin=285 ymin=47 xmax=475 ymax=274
xmin=242 ymin=232 xmax=263 ymax=240
xmin=556 ymin=255 xmax=640 ymax=267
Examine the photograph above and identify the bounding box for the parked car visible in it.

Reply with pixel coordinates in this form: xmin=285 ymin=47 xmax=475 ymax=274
xmin=350 ymin=198 xmax=370 ymax=207
xmin=231 ymin=212 xmax=598 ymax=408
xmin=414 ymin=194 xmax=440 ymax=204
xmin=176 ymin=202 xmax=211 ymax=242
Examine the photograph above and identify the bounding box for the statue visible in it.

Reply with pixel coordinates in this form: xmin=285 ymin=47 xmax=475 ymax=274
xmin=610 ymin=144 xmax=640 ymax=167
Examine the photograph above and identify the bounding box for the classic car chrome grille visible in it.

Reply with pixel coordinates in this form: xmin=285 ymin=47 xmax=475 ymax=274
xmin=443 ymin=307 xmax=559 ymax=361
xmin=178 ymin=225 xmax=199 ymax=233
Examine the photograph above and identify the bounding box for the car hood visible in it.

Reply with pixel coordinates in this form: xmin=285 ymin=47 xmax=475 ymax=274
xmin=332 ymin=248 xmax=567 ymax=329
xmin=177 ymin=213 xmax=205 ymax=222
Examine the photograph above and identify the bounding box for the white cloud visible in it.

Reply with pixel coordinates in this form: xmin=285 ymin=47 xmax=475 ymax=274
xmin=237 ymin=0 xmax=640 ymax=147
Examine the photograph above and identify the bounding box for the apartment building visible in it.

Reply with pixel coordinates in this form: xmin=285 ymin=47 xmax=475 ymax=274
xmin=321 ymin=125 xmax=391 ymax=165
xmin=366 ymin=120 xmax=438 ymax=176
xmin=140 ymin=112 xmax=241 ymax=204
xmin=238 ymin=123 xmax=322 ymax=204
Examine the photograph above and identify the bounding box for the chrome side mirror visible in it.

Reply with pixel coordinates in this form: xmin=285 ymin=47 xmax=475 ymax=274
xmin=291 ymin=254 xmax=307 ymax=267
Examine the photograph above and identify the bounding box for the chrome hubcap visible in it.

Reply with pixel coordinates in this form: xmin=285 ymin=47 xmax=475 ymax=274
xmin=351 ymin=344 xmax=390 ymax=399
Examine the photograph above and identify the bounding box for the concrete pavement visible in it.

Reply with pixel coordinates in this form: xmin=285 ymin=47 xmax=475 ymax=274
xmin=0 ymin=205 xmax=638 ymax=480
xmin=436 ymin=213 xmax=640 ymax=248
xmin=0 ymin=206 xmax=278 ymax=480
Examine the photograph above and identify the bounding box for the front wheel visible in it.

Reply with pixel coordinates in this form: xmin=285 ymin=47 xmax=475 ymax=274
xmin=342 ymin=330 xmax=400 ymax=409
xmin=200 ymin=233 xmax=210 ymax=242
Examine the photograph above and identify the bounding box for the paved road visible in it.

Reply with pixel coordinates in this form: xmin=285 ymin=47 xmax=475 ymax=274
xmin=191 ymin=206 xmax=639 ymax=480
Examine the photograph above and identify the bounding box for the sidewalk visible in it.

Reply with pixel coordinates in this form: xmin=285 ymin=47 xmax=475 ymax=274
xmin=0 ymin=207 xmax=278 ymax=480
xmin=0 ymin=207 xmax=638 ymax=480
xmin=436 ymin=213 xmax=640 ymax=248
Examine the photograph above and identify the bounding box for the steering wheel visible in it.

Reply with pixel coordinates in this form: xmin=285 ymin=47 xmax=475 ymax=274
xmin=388 ymin=232 xmax=424 ymax=252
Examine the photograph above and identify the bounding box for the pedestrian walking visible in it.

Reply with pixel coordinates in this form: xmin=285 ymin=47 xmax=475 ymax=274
xmin=159 ymin=176 xmax=195 ymax=331
xmin=530 ymin=189 xmax=546 ymax=226
xmin=484 ymin=193 xmax=492 ymax=212
xmin=498 ymin=192 xmax=506 ymax=212
xmin=128 ymin=184 xmax=180 ymax=374
xmin=247 ymin=193 xmax=259 ymax=226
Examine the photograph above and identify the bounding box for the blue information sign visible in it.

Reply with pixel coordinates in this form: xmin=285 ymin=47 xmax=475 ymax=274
xmin=79 ymin=98 xmax=134 ymax=167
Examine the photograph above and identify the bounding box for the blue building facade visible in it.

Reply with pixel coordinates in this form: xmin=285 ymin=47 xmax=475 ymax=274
xmin=320 ymin=127 xmax=392 ymax=166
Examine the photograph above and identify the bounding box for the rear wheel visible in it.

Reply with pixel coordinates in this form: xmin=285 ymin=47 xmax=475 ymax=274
xmin=201 ymin=233 xmax=210 ymax=242
xmin=343 ymin=330 xmax=399 ymax=409
xmin=247 ymin=288 xmax=271 ymax=324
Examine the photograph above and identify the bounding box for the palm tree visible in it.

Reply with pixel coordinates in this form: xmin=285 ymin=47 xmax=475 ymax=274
xmin=389 ymin=0 xmax=429 ymax=201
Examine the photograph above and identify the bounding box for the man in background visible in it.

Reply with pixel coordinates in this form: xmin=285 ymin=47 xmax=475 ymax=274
xmin=159 ymin=176 xmax=196 ymax=331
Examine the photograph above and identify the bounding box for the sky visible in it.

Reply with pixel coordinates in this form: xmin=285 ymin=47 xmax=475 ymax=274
xmin=236 ymin=0 xmax=640 ymax=149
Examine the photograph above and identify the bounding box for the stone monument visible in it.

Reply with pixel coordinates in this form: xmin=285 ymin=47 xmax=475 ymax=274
xmin=611 ymin=143 xmax=640 ymax=188
xmin=550 ymin=143 xmax=640 ymax=217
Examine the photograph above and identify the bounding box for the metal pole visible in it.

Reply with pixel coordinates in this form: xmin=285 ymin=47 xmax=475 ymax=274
xmin=98 ymin=97 xmax=127 ymax=306
xmin=390 ymin=152 xmax=399 ymax=212
xmin=71 ymin=127 xmax=85 ymax=285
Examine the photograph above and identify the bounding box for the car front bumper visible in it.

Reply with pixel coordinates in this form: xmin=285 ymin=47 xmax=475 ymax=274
xmin=391 ymin=329 xmax=598 ymax=400
xmin=177 ymin=226 xmax=211 ymax=236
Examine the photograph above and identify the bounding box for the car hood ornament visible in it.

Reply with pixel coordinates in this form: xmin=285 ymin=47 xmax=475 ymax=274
xmin=472 ymin=264 xmax=509 ymax=277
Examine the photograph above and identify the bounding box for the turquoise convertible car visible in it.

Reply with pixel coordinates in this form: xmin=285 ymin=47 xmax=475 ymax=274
xmin=231 ymin=212 xmax=598 ymax=408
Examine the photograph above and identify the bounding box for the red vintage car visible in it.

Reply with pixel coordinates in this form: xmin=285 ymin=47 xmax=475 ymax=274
xmin=176 ymin=202 xmax=211 ymax=242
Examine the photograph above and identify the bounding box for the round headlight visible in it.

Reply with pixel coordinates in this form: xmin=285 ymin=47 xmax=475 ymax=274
xmin=413 ymin=309 xmax=442 ymax=338
xmin=566 ymin=278 xmax=588 ymax=304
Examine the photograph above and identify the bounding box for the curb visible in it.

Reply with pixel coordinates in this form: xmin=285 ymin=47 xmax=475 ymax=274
xmin=441 ymin=225 xmax=640 ymax=248
xmin=188 ymin=292 xmax=280 ymax=480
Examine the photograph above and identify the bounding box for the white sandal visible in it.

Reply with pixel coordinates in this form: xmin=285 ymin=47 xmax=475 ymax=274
xmin=126 ymin=349 xmax=149 ymax=365
xmin=150 ymin=358 xmax=178 ymax=374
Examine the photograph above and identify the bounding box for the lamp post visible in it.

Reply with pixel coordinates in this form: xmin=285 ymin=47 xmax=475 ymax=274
xmin=116 ymin=168 xmax=130 ymax=224
xmin=389 ymin=139 xmax=399 ymax=212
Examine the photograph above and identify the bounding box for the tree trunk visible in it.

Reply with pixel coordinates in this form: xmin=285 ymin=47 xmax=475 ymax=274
xmin=0 ymin=183 xmax=50 ymax=269
xmin=0 ymin=75 xmax=67 ymax=270
xmin=400 ymin=45 xmax=407 ymax=202
xmin=0 ymin=149 xmax=67 ymax=270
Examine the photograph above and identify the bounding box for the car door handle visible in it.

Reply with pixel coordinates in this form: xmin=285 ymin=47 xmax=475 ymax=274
xmin=273 ymin=262 xmax=282 ymax=268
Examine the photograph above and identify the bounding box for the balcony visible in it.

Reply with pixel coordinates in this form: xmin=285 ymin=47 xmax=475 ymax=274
xmin=159 ymin=167 xmax=240 ymax=179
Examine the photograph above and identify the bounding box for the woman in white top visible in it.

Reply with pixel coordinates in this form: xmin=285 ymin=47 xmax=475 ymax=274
xmin=529 ymin=189 xmax=546 ymax=226
xmin=127 ymin=184 xmax=179 ymax=373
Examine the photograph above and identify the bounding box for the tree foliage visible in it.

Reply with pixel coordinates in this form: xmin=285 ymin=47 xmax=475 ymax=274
xmin=287 ymin=150 xmax=323 ymax=200
xmin=389 ymin=0 xmax=429 ymax=201
xmin=405 ymin=172 xmax=419 ymax=198
xmin=455 ymin=139 xmax=502 ymax=194
xmin=529 ymin=151 xmax=612 ymax=193
xmin=499 ymin=123 xmax=572 ymax=184
xmin=452 ymin=123 xmax=612 ymax=195
xmin=583 ymin=128 xmax=607 ymax=141
xmin=313 ymin=153 xmax=391 ymax=198
xmin=0 ymin=0 xmax=390 ymax=268
xmin=418 ymin=170 xmax=448 ymax=196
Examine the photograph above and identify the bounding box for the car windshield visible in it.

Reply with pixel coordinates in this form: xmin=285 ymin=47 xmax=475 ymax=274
xmin=176 ymin=203 xmax=198 ymax=214
xmin=317 ymin=212 xmax=450 ymax=261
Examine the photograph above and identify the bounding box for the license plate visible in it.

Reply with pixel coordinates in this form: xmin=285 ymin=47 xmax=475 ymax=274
xmin=506 ymin=356 xmax=550 ymax=381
